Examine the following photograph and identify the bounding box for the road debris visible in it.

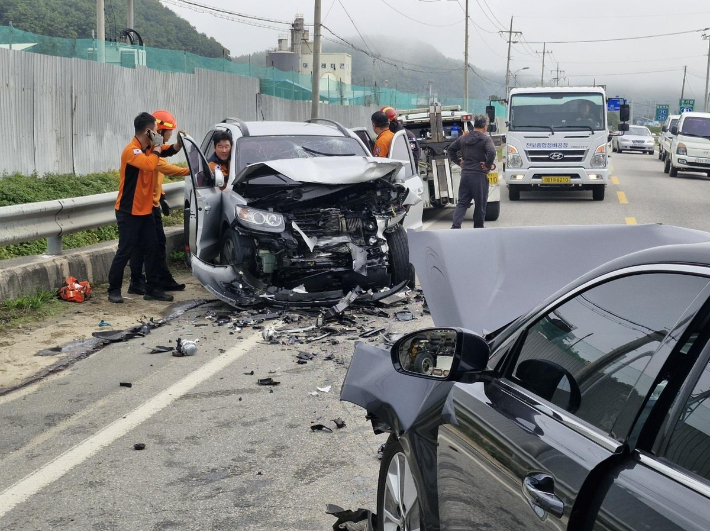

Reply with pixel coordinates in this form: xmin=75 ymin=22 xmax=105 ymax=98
xmin=326 ymin=504 xmax=375 ymax=531
xmin=120 ymin=382 xmax=132 ymax=388
xmin=98 ymin=320 xmax=111 ymax=327
xmin=134 ymin=443 xmax=146 ymax=451
xmin=394 ymin=310 xmax=414 ymax=322
xmin=332 ymin=418 xmax=346 ymax=429
xmin=244 ymin=370 xmax=254 ymax=375
xmin=257 ymin=378 xmax=280 ymax=386
xmin=310 ymin=424 xmax=333 ymax=433
xmin=317 ymin=385 xmax=332 ymax=393
xmin=359 ymin=328 xmax=385 ymax=338
xmin=173 ymin=338 xmax=198 ymax=357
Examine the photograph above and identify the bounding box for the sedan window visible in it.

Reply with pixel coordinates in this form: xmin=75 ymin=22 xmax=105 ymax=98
xmin=510 ymin=273 xmax=709 ymax=438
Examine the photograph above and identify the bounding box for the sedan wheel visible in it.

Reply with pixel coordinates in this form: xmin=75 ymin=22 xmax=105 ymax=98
xmin=378 ymin=439 xmax=422 ymax=531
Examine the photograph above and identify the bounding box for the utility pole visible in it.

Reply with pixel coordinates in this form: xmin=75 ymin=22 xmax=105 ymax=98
xmin=536 ymin=42 xmax=552 ymax=86
xmin=127 ymin=0 xmax=134 ymax=28
xmin=311 ymin=0 xmax=322 ymax=119
xmin=96 ymin=0 xmax=105 ymax=63
xmin=550 ymin=64 xmax=565 ymax=86
xmin=704 ymin=33 xmax=710 ymax=112
xmin=681 ymin=65 xmax=687 ymax=101
xmin=500 ymin=16 xmax=522 ymax=100
xmin=464 ymin=0 xmax=469 ymax=112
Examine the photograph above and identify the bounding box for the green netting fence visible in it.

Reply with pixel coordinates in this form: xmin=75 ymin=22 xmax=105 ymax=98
xmin=0 ymin=25 xmax=505 ymax=116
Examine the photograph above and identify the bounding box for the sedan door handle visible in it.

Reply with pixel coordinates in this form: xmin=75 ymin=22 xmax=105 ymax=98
xmin=523 ymin=473 xmax=564 ymax=519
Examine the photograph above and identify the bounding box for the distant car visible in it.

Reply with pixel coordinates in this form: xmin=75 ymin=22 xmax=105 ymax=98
xmin=342 ymin=224 xmax=710 ymax=530
xmin=665 ymin=111 xmax=710 ymax=178
xmin=612 ymin=125 xmax=655 ymax=154
xmin=180 ymin=119 xmax=423 ymax=306
xmin=659 ymin=114 xmax=681 ymax=161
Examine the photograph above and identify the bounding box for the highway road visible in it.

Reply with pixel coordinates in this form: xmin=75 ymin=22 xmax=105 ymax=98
xmin=2 ymin=149 xmax=710 ymax=530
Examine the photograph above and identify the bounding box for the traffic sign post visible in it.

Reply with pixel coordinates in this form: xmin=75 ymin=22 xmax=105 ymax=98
xmin=655 ymin=104 xmax=669 ymax=122
xmin=679 ymin=98 xmax=695 ymax=113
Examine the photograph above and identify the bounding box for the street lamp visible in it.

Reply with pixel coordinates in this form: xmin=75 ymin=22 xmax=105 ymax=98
xmin=512 ymin=67 xmax=529 ymax=87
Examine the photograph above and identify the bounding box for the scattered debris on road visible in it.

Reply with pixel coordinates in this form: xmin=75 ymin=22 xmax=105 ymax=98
xmin=326 ymin=504 xmax=375 ymax=531
xmin=173 ymin=338 xmax=198 ymax=357
xmin=332 ymin=418 xmax=346 ymax=429
xmin=133 ymin=443 xmax=146 ymax=451
xmin=119 ymin=382 xmax=132 ymax=388
xmin=310 ymin=424 xmax=333 ymax=433
xmin=257 ymin=377 xmax=280 ymax=386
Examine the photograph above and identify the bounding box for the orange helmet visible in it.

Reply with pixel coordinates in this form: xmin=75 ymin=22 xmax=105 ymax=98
xmin=380 ymin=106 xmax=398 ymax=121
xmin=152 ymin=110 xmax=177 ymax=131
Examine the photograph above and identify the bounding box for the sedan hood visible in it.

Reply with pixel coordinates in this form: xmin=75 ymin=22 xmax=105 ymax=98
xmin=409 ymin=224 xmax=710 ymax=335
xmin=234 ymin=157 xmax=403 ymax=185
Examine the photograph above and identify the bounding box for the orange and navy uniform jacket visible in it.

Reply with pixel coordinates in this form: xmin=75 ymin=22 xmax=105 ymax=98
xmin=208 ymin=155 xmax=231 ymax=191
xmin=153 ymin=144 xmax=190 ymax=208
xmin=373 ymin=129 xmax=394 ymax=158
xmin=116 ymin=138 xmax=161 ymax=216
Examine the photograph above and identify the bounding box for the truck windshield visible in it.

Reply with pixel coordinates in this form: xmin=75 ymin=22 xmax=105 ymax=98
xmin=509 ymin=93 xmax=606 ymax=132
xmin=680 ymin=117 xmax=710 ymax=138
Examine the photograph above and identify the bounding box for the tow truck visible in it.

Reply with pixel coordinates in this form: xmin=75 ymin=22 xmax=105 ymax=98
xmin=398 ymin=103 xmax=501 ymax=221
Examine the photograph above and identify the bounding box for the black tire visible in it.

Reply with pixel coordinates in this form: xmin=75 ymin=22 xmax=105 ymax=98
xmin=618 ymin=149 xmax=623 ymax=154
xmin=484 ymin=201 xmax=500 ymax=221
xmin=219 ymin=227 xmax=254 ymax=267
xmin=669 ymin=161 xmax=678 ymax=177
xmin=413 ymin=352 xmax=435 ymax=374
xmin=377 ymin=435 xmax=423 ymax=531
xmin=664 ymin=157 xmax=671 ymax=174
xmin=658 ymin=149 xmax=663 ymax=160
xmin=508 ymin=186 xmax=520 ymax=201
xmin=592 ymin=186 xmax=605 ymax=201
xmin=612 ymin=144 xmax=617 ymax=153
xmin=387 ymin=225 xmax=410 ymax=286
xmin=407 ymin=263 xmax=417 ymax=290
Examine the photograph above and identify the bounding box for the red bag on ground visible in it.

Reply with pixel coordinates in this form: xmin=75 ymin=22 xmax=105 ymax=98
xmin=58 ymin=276 xmax=92 ymax=303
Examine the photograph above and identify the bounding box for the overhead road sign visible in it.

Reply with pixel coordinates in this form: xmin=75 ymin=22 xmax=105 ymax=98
xmin=679 ymin=98 xmax=695 ymax=113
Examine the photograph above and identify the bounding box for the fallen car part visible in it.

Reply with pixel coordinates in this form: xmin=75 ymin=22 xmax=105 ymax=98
xmin=174 ymin=338 xmax=198 ymax=357
xmin=92 ymin=330 xmax=143 ymax=343
xmin=149 ymin=346 xmax=172 ymax=354
xmin=310 ymin=424 xmax=333 ymax=433
xmin=134 ymin=443 xmax=146 ymax=451
xmin=394 ymin=310 xmax=414 ymax=322
xmin=324 ymin=289 xmax=360 ymax=321
xmin=257 ymin=378 xmax=280 ymax=386
xmin=359 ymin=328 xmax=385 ymax=338
xmin=119 ymin=382 xmax=132 ymax=388
xmin=332 ymin=418 xmax=347 ymax=429
xmin=325 ymin=504 xmax=375 ymax=532
xmin=317 ymin=385 xmax=332 ymax=393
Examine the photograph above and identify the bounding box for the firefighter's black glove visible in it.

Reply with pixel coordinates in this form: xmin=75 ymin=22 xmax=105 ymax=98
xmin=160 ymin=195 xmax=170 ymax=217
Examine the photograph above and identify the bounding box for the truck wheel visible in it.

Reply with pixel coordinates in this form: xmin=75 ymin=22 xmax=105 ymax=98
xmin=658 ymin=149 xmax=663 ymax=160
xmin=592 ymin=186 xmax=605 ymax=201
xmin=387 ymin=225 xmax=410 ymax=286
xmin=413 ymin=352 xmax=435 ymax=374
xmin=485 ymin=201 xmax=500 ymax=221
xmin=669 ymin=162 xmax=678 ymax=177
xmin=508 ymin=186 xmax=520 ymax=201
xmin=664 ymin=157 xmax=671 ymax=174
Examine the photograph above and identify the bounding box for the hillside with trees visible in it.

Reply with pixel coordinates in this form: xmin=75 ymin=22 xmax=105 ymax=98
xmin=0 ymin=0 xmax=229 ymax=57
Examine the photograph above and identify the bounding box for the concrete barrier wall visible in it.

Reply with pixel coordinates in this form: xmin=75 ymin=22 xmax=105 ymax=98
xmin=0 ymin=48 xmax=380 ymax=176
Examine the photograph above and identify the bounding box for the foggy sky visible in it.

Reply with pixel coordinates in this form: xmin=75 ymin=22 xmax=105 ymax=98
xmin=161 ymin=0 xmax=710 ymax=114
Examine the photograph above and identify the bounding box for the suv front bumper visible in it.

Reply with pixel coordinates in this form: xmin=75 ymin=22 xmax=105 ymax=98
xmin=504 ymin=166 xmax=609 ymax=187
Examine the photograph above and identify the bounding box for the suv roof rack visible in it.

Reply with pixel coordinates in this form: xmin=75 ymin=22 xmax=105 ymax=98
xmin=221 ymin=118 xmax=250 ymax=137
xmin=305 ymin=118 xmax=349 ymax=137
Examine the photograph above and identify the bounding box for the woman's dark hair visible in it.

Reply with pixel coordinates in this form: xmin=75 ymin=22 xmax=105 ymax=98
xmin=389 ymin=120 xmax=403 ymax=133
xmin=134 ymin=112 xmax=156 ymax=133
xmin=212 ymin=130 xmax=233 ymax=146
xmin=371 ymin=111 xmax=389 ymax=128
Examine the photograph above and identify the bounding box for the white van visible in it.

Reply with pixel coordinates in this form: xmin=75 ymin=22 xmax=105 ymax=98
xmin=665 ymin=112 xmax=710 ymax=177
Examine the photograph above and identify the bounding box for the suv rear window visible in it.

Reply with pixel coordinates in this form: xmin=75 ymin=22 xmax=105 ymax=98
xmin=237 ymin=135 xmax=367 ymax=170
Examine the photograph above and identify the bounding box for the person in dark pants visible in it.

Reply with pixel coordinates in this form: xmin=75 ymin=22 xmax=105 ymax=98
xmin=446 ymin=114 xmax=496 ymax=229
xmin=128 ymin=110 xmax=190 ymax=295
xmin=107 ymin=112 xmax=174 ymax=303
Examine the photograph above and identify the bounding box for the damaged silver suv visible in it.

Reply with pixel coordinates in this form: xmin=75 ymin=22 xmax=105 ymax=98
xmin=181 ymin=118 xmax=424 ymax=306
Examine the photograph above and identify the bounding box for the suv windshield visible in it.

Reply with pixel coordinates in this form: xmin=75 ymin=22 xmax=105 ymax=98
xmin=509 ymin=92 xmax=606 ymax=132
xmin=680 ymin=117 xmax=710 ymax=138
xmin=237 ymin=135 xmax=367 ymax=170
xmin=628 ymin=126 xmax=651 ymax=136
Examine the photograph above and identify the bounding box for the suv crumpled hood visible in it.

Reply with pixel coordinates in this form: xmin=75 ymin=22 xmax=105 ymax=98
xmin=234 ymin=156 xmax=403 ymax=185
xmin=409 ymin=224 xmax=710 ymax=335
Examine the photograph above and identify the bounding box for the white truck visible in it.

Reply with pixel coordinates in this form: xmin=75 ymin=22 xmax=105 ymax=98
xmin=398 ymin=104 xmax=501 ymax=221
xmin=504 ymin=86 xmax=615 ymax=201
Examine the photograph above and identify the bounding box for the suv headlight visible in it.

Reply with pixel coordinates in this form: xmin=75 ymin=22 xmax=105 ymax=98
xmin=590 ymin=144 xmax=607 ymax=168
xmin=235 ymin=205 xmax=285 ymax=233
xmin=676 ymin=142 xmax=687 ymax=155
xmin=507 ymin=145 xmax=523 ymax=168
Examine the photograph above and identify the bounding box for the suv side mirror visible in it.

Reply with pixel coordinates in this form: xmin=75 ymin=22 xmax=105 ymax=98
xmin=671 ymin=125 xmax=678 ymax=135
xmin=620 ymin=103 xmax=631 ymax=122
xmin=391 ymin=327 xmax=489 ymax=381
xmin=214 ymin=165 xmax=225 ymax=189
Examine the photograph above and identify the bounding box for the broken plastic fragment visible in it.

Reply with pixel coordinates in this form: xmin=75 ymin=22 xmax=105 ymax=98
xmin=308 ymin=391 xmax=319 ymax=396
xmin=395 ymin=310 xmax=414 ymax=321
xmin=257 ymin=378 xmax=280 ymax=386
xmin=317 ymin=385 xmax=332 ymax=393
xmin=360 ymin=328 xmax=385 ymax=338
xmin=244 ymin=370 xmax=255 ymax=375
xmin=332 ymin=418 xmax=346 ymax=429
xmin=150 ymin=346 xmax=172 ymax=354
xmin=310 ymin=424 xmax=333 ymax=433
xmin=119 ymin=382 xmax=132 ymax=388
xmin=98 ymin=320 xmax=111 ymax=327
xmin=134 ymin=443 xmax=146 ymax=450
xmin=325 ymin=504 xmax=374 ymax=530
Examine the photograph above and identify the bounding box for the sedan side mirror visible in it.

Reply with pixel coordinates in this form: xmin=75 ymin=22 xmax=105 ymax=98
xmin=391 ymin=327 xmax=489 ymax=380
xmin=671 ymin=125 xmax=678 ymax=135
xmin=214 ymin=165 xmax=225 ymax=189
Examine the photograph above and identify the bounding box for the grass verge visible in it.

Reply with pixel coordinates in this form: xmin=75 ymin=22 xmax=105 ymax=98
xmin=0 ymin=288 xmax=63 ymax=333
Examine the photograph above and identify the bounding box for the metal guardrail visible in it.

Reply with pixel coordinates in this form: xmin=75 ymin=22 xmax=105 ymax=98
xmin=0 ymin=182 xmax=184 ymax=255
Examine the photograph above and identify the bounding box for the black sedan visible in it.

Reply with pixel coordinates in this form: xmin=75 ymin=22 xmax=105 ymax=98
xmin=341 ymin=224 xmax=710 ymax=530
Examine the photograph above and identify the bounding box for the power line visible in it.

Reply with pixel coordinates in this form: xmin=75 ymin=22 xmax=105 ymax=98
xmin=161 ymin=0 xmax=310 ymax=26
xmin=336 ymin=0 xmax=374 ymax=55
xmin=472 ymin=0 xmax=505 ymax=31
xmin=517 ymin=11 xmax=710 ymax=20
xmin=322 ymin=0 xmax=337 ymax=23
xmin=379 ymin=0 xmax=464 ymax=27
xmin=526 ymin=27 xmax=709 ymax=44
xmin=454 ymin=0 xmax=497 ymax=34
xmin=161 ymin=0 xmax=289 ymax=31
xmin=566 ymin=68 xmax=685 ymax=78
xmin=479 ymin=0 xmax=506 ymax=30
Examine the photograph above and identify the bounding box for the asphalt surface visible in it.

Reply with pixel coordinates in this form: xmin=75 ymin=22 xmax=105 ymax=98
xmin=3 ymin=149 xmax=710 ymax=530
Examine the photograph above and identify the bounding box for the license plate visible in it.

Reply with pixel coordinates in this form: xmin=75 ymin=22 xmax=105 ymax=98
xmin=542 ymin=176 xmax=570 ymax=184
xmin=697 ymin=158 xmax=710 ymax=164
xmin=488 ymin=173 xmax=498 ymax=185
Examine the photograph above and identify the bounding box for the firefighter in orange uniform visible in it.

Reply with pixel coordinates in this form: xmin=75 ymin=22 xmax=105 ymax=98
xmin=128 ymin=110 xmax=190 ymax=294
xmin=108 ymin=112 xmax=174 ymax=304
xmin=371 ymin=111 xmax=394 ymax=157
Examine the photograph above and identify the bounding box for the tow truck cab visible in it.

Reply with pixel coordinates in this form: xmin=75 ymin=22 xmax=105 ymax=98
xmin=504 ymin=86 xmax=611 ymax=201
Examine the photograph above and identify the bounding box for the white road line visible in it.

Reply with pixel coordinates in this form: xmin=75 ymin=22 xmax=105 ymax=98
xmin=0 ymin=333 xmax=261 ymax=519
